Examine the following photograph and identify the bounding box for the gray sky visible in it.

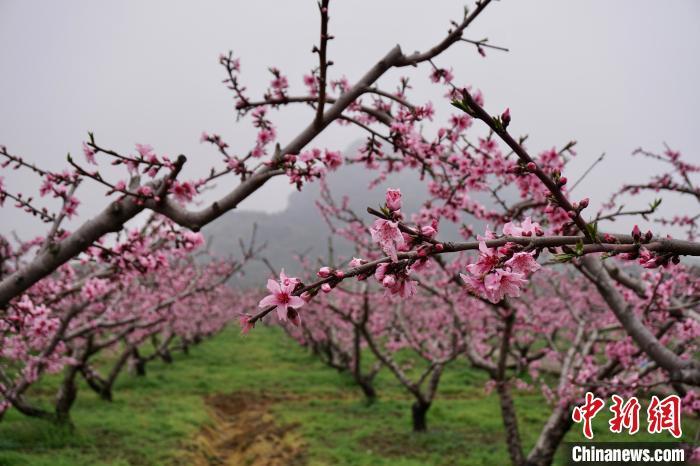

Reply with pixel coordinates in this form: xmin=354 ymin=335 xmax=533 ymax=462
xmin=1 ymin=0 xmax=698 ymax=239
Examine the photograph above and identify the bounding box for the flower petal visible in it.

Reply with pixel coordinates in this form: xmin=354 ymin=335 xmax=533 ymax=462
xmin=266 ymin=279 xmax=280 ymax=294
xmin=259 ymin=294 xmax=278 ymax=308
xmin=276 ymin=304 xmax=288 ymax=321
xmin=288 ymin=296 xmax=305 ymax=309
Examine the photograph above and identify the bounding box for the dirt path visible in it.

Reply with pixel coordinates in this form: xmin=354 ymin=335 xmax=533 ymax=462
xmin=179 ymin=392 xmax=307 ymax=466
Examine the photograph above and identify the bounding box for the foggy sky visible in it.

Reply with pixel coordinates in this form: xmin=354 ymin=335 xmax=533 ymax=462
xmin=1 ymin=0 xmax=698 ymax=239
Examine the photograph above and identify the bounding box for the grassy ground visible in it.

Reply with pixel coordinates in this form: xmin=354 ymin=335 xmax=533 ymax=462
xmin=0 ymin=326 xmax=696 ymax=465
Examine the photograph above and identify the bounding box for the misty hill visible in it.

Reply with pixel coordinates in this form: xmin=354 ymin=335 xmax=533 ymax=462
xmin=203 ymin=142 xmax=492 ymax=286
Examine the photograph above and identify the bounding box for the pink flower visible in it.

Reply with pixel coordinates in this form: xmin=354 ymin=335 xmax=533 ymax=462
xmin=349 ymin=257 xmax=364 ymax=268
xmin=429 ymin=68 xmax=454 ymax=84
xmin=135 ymin=143 xmax=155 ymax=158
xmin=379 ymin=270 xmax=417 ymax=299
xmin=382 ymin=275 xmax=396 ymax=288
xmin=170 ymin=180 xmax=197 ymax=203
xmin=504 ymin=252 xmax=541 ymax=275
xmin=502 ymin=222 xmax=520 ymax=236
xmin=258 ymin=275 xmax=305 ymax=321
xmin=137 ymin=185 xmax=154 ymax=197
xmin=484 ymin=269 xmax=528 ymax=303
xmin=323 ymin=150 xmax=343 ymax=171
xmin=385 ymin=188 xmax=402 ymax=211
xmin=465 ymin=241 xmax=499 ymax=276
xmin=63 ymin=196 xmax=80 ymax=218
xmin=369 ymin=219 xmax=404 ymax=262
xmin=182 ymin=231 xmax=205 ymax=251
xmin=502 ymin=217 xmax=543 ymax=237
xmin=638 ymin=249 xmax=658 ymax=268
xmin=256 ymin=128 xmax=276 ymax=146
xmin=303 ymin=74 xmax=319 ymax=95
xmin=374 ymin=263 xmax=389 ymax=281
xmin=420 ymin=225 xmax=437 ymax=239
xmin=270 ymin=74 xmax=289 ymax=95
xmin=279 ymin=269 xmax=300 ymax=287
xmin=460 ymin=272 xmax=487 ymax=297
xmin=81 ymin=277 xmax=108 ymax=301
xmin=396 ymin=279 xmax=417 ymax=298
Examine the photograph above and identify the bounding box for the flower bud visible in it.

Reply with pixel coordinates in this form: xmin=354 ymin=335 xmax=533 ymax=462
xmin=526 ymin=162 xmax=537 ymax=172
xmin=334 ymin=270 xmax=345 ymax=279
xmin=385 ymin=188 xmax=402 ymax=212
xmin=349 ymin=257 xmax=364 ymax=267
xmin=501 ymin=108 xmax=511 ymax=129
xmin=644 ymin=230 xmax=653 ymax=243
xmin=579 ymin=198 xmax=589 ymax=209
xmin=631 ymin=225 xmax=642 ymax=242
xmin=420 ymin=225 xmax=437 ymax=238
xmin=321 ymin=283 xmax=332 ymax=293
xmin=382 ymin=275 xmax=396 ymax=288
xmin=434 ymin=243 xmax=444 ymax=252
xmin=559 ymin=176 xmax=568 ymax=186
xmin=317 ymin=266 xmax=331 ymax=278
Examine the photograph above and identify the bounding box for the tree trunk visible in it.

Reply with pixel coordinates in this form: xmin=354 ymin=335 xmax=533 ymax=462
xmin=54 ymin=365 xmax=80 ymax=424
xmin=132 ymin=347 xmax=147 ymax=376
xmin=411 ymin=400 xmax=430 ymax=432
xmin=81 ymin=367 xmax=113 ymax=402
xmin=156 ymin=334 xmax=175 ymax=363
xmin=101 ymin=344 xmax=135 ymax=399
xmin=497 ymin=380 xmax=526 ymax=466
xmin=82 ymin=344 xmax=132 ymax=401
xmin=352 ymin=326 xmax=376 ymax=404
xmin=525 ymin=403 xmax=573 ymax=466
xmin=159 ymin=348 xmax=173 ymax=364
xmin=358 ymin=378 xmax=377 ymax=404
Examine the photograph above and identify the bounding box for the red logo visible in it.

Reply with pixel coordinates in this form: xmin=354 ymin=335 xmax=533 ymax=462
xmin=572 ymin=392 xmax=683 ymax=439
xmin=572 ymin=392 xmax=606 ymax=439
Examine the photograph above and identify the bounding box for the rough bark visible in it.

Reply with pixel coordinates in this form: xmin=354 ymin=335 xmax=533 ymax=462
xmin=525 ymin=403 xmax=573 ymax=466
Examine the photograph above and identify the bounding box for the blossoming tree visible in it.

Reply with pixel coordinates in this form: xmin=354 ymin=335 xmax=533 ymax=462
xmin=0 ymin=0 xmax=698 ymax=462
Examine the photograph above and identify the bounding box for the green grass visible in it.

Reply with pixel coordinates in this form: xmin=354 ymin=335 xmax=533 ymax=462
xmin=0 ymin=326 xmax=696 ymax=465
